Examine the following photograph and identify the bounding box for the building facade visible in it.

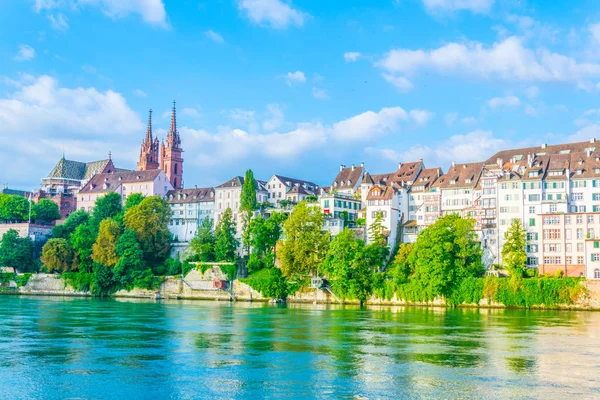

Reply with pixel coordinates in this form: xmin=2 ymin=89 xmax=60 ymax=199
xmin=166 ymin=188 xmax=215 ymax=243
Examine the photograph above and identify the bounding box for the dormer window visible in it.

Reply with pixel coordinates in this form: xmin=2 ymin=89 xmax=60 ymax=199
xmin=348 ymin=180 xmax=352 ymax=185
xmin=450 ymin=179 xmax=456 ymax=185
xmin=595 ymin=168 xmax=600 ymax=174
xmin=529 ymin=171 xmax=539 ymax=177
xmin=577 ymin=169 xmax=583 ymax=175
xmin=465 ymin=178 xmax=471 ymax=183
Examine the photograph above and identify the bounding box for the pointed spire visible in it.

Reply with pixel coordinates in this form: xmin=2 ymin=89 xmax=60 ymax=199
xmin=108 ymin=151 xmax=112 ymax=160
xmin=145 ymin=109 xmax=153 ymax=142
xmin=169 ymin=100 xmax=176 ymax=136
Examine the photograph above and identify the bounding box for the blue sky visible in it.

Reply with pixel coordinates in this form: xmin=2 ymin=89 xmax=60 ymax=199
xmin=2 ymin=0 xmax=600 ymax=190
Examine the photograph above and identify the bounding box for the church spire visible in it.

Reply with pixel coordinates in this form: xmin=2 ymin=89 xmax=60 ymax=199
xmin=167 ymin=100 xmax=181 ymax=149
xmin=145 ymin=109 xmax=153 ymax=143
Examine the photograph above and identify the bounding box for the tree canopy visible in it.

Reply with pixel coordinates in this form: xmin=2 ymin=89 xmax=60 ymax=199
xmin=0 ymin=229 xmax=34 ymax=273
xmin=52 ymin=209 xmax=89 ymax=239
xmin=189 ymin=217 xmax=215 ymax=262
xmin=34 ymin=199 xmax=61 ymax=224
xmin=91 ymin=192 xmax=122 ymax=226
xmin=240 ymin=169 xmax=257 ymax=254
xmin=502 ymin=218 xmax=527 ymax=277
xmin=92 ymin=219 xmax=121 ymax=267
xmin=0 ymin=194 xmax=30 ymax=222
xmin=214 ymin=208 xmax=238 ymax=262
xmin=41 ymin=238 xmax=75 ymax=273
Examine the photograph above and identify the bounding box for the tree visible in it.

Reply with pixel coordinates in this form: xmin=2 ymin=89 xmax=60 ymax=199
xmin=41 ymin=238 xmax=75 ymax=273
xmin=321 ymin=228 xmax=363 ymax=296
xmin=348 ymin=248 xmax=374 ymax=306
xmin=34 ymin=199 xmax=61 ymax=224
xmin=214 ymin=208 xmax=238 ymax=262
xmin=113 ymin=229 xmax=147 ymax=288
xmin=189 ymin=217 xmax=215 ymax=262
xmin=368 ymin=211 xmax=387 ymax=247
xmin=91 ymin=192 xmax=122 ymax=226
xmin=411 ymin=214 xmax=484 ymax=299
xmin=0 ymin=194 xmax=30 ymax=222
xmin=279 ymin=202 xmax=329 ymax=277
xmin=240 ymin=169 xmax=257 ymax=255
xmin=52 ymin=209 xmax=89 ymax=239
xmin=0 ymin=229 xmax=34 ymax=273
xmin=250 ymin=212 xmax=286 ymax=259
xmin=124 ymin=193 xmax=144 ymax=210
xmin=388 ymin=243 xmax=415 ymax=285
xmin=92 ymin=219 xmax=121 ymax=267
xmin=123 ymin=196 xmax=171 ymax=268
xmin=70 ymin=223 xmax=97 ymax=272
xmin=502 ymin=218 xmax=527 ymax=277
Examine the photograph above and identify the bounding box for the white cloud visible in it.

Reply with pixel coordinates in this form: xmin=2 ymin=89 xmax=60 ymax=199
xmin=263 ymin=104 xmax=284 ymax=131
xmin=48 ymin=13 xmax=69 ymax=31
xmin=312 ymin=87 xmax=329 ymax=100
xmin=422 ymin=0 xmax=495 ymax=14
xmin=205 ymin=30 xmax=224 ymax=43
xmin=487 ymin=95 xmax=521 ymax=109
xmin=331 ymin=107 xmax=409 ymax=141
xmin=13 ymin=45 xmax=35 ymax=61
xmin=409 ymin=109 xmax=434 ymax=126
xmin=377 ymin=36 xmax=600 ymax=89
xmin=34 ymin=0 xmax=168 ymax=28
xmin=237 ymin=0 xmax=306 ymax=29
xmin=381 ymin=73 xmax=413 ymax=91
xmin=344 ymin=52 xmax=361 ymax=62
xmin=181 ymin=107 xmax=201 ymax=118
xmin=284 ymin=70 xmax=307 ymax=86
xmin=0 ymin=74 xmax=143 ymax=187
xmin=444 ymin=112 xmax=458 ymax=126
xmin=525 ymin=85 xmax=539 ymax=99
xmin=462 ymin=116 xmax=477 ymax=125
xmin=133 ymin=89 xmax=147 ymax=97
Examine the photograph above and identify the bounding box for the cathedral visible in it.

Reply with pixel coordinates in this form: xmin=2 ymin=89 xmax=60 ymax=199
xmin=137 ymin=101 xmax=184 ymax=189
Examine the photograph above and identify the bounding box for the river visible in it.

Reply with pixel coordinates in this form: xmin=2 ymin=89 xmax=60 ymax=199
xmin=0 ymin=296 xmax=599 ymax=399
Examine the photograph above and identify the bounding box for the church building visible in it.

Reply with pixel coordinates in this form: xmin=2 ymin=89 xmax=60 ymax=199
xmin=137 ymin=101 xmax=184 ymax=190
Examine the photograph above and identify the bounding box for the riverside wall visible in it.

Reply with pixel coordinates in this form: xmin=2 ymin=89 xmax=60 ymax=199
xmin=3 ymin=271 xmax=600 ymax=310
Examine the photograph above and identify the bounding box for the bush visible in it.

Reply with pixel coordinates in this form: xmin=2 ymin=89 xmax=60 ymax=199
xmin=240 ymin=268 xmax=290 ymax=300
xmin=62 ymin=271 xmax=94 ymax=292
xmin=15 ymin=273 xmax=32 ymax=287
xmin=246 ymin=252 xmax=263 ymax=274
xmin=164 ymin=258 xmax=182 ymax=276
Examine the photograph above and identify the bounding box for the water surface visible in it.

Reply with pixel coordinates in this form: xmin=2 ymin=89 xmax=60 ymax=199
xmin=0 ymin=296 xmax=599 ymax=399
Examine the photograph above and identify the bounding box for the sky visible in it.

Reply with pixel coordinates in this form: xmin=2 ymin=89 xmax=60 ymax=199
xmin=2 ymin=0 xmax=600 ymax=190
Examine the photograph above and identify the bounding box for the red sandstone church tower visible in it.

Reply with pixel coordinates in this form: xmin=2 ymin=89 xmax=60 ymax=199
xmin=137 ymin=110 xmax=160 ymax=171
xmin=160 ymin=101 xmax=184 ymax=189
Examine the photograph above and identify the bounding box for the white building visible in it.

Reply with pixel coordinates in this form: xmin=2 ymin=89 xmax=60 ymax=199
xmin=365 ymin=185 xmax=402 ymax=248
xmin=166 ymin=187 xmax=215 ymax=243
xmin=213 ymin=176 xmax=268 ymax=233
xmin=77 ymin=169 xmax=173 ymax=212
xmin=265 ymin=175 xmax=318 ymax=206
xmin=331 ymin=164 xmax=364 ymax=196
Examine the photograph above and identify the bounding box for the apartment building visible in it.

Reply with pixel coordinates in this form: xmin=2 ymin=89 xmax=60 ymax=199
xmin=435 ymin=162 xmax=483 ymax=217
xmin=265 ymin=175 xmax=319 ymax=205
xmin=166 ymin=187 xmax=215 ymax=243
xmin=213 ymin=176 xmax=268 ymax=233
xmin=365 ymin=185 xmax=402 ymax=247
xmin=331 ymin=164 xmax=364 ymax=196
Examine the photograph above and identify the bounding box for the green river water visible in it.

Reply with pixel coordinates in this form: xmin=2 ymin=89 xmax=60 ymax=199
xmin=0 ymin=295 xmax=598 ymax=399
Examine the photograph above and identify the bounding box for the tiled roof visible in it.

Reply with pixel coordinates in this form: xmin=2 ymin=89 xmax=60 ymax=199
xmin=410 ymin=167 xmax=443 ymax=192
xmin=361 ymin=172 xmax=375 ymax=185
xmin=216 ymin=176 xmax=267 ymax=191
xmin=166 ymin=187 xmax=214 ymax=203
xmin=1 ymin=188 xmax=31 ymax=197
xmin=371 ymin=172 xmax=393 ymax=186
xmin=484 ymin=139 xmax=599 ymax=167
xmin=46 ymin=157 xmax=114 ymax=182
xmin=433 ymin=162 xmax=483 ymax=189
xmin=79 ymin=170 xmax=162 ymax=194
xmin=389 ymin=161 xmax=424 ymax=185
xmin=332 ymin=165 xmax=364 ymax=189
xmin=273 ymin=175 xmax=318 ymax=189
xmin=366 ymin=185 xmax=396 ymax=200
xmin=287 ymin=185 xmax=310 ymax=195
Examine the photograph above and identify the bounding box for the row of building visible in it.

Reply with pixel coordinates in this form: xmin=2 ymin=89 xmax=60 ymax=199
xmin=7 ymin=102 xmax=600 ymax=281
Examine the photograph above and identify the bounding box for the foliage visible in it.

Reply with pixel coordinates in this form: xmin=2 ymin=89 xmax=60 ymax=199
xmin=240 ymin=267 xmax=291 ymax=300
xmin=0 ymin=194 xmax=30 ymax=222
xmin=124 ymin=196 xmax=171 ymax=269
xmin=214 ymin=208 xmax=238 ymax=262
xmin=246 ymin=252 xmax=264 ymax=274
xmin=92 ymin=219 xmax=121 ymax=267
xmin=41 ymin=238 xmax=75 ymax=273
xmin=165 ymin=257 xmax=183 ymax=276
xmin=33 ymin=199 xmax=61 ymax=224
xmin=248 ymin=212 xmax=286 ymax=271
xmin=112 ymin=229 xmax=148 ymax=289
xmin=355 ymin=218 xmax=366 ymax=227
xmin=62 ymin=271 xmax=94 ymax=292
xmin=304 ymin=195 xmax=318 ymax=203
xmin=124 ymin=193 xmax=144 ymax=210
xmin=388 ymin=243 xmax=415 ymax=285
xmin=91 ymin=263 xmax=115 ymax=296
xmin=91 ymin=192 xmax=122 ymax=226
xmin=320 ymin=229 xmax=363 ymax=297
xmin=218 ymin=263 xmax=238 ymax=282
xmin=189 ymin=217 xmax=215 ymax=262
xmin=0 ymin=229 xmax=34 ymax=273
xmin=70 ymin=223 xmax=97 ymax=272
xmin=15 ymin=273 xmax=32 ymax=287
xmin=368 ymin=211 xmax=387 ymax=247
xmin=52 ymin=209 xmax=89 ymax=239
xmin=0 ymin=272 xmax=14 ymax=283
xmin=182 ymin=261 xmax=194 ymax=277
xmin=240 ymin=169 xmax=257 ymax=254
xmin=502 ymin=219 xmax=527 ymax=277
xmin=279 ymin=201 xmax=329 ymax=277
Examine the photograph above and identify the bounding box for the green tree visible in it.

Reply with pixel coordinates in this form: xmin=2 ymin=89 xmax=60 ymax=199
xmin=502 ymin=218 xmax=527 ymax=277
xmin=250 ymin=212 xmax=286 ymax=261
xmin=189 ymin=217 xmax=215 ymax=262
xmin=348 ymin=247 xmax=374 ymax=306
xmin=240 ymin=169 xmax=257 ymax=255
xmin=70 ymin=223 xmax=97 ymax=272
xmin=388 ymin=242 xmax=415 ymax=285
xmin=321 ymin=228 xmax=363 ymax=296
xmin=113 ymin=229 xmax=147 ymax=288
xmin=41 ymin=238 xmax=75 ymax=273
xmin=0 ymin=229 xmax=34 ymax=273
xmin=92 ymin=263 xmax=114 ymax=296
xmin=0 ymin=194 xmax=30 ymax=222
xmin=279 ymin=201 xmax=329 ymax=277
xmin=411 ymin=214 xmax=484 ymax=299
xmin=52 ymin=209 xmax=90 ymax=239
xmin=123 ymin=196 xmax=171 ymax=269
xmin=92 ymin=219 xmax=121 ymax=267
xmin=33 ymin=199 xmax=61 ymax=224
xmin=214 ymin=208 xmax=238 ymax=262
xmin=124 ymin=193 xmax=144 ymax=210
xmin=368 ymin=211 xmax=387 ymax=247
xmin=91 ymin=192 xmax=122 ymax=226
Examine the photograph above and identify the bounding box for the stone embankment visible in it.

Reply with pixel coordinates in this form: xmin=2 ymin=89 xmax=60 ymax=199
xmin=3 ymin=267 xmax=600 ymax=310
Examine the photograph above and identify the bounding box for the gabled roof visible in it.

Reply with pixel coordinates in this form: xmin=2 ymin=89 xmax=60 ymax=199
xmin=46 ymin=157 xmax=114 ymax=182
xmin=366 ymin=185 xmax=396 ymax=200
xmin=389 ymin=160 xmax=424 ymax=186
xmin=166 ymin=187 xmax=214 ymax=203
xmin=371 ymin=172 xmax=394 ymax=186
xmin=411 ymin=167 xmax=443 ymax=192
xmin=272 ymin=175 xmax=318 ymax=189
xmin=433 ymin=162 xmax=483 ymax=189
xmin=361 ymin=172 xmax=375 ymax=185
xmin=484 ymin=139 xmax=599 ymax=167
xmin=332 ymin=165 xmax=364 ymax=189
xmin=216 ymin=176 xmax=267 ymax=191
xmin=287 ymin=185 xmax=310 ymax=195
xmin=79 ymin=170 xmax=163 ymax=194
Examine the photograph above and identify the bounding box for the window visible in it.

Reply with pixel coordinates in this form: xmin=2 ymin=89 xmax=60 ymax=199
xmin=527 ymin=257 xmax=538 ymax=265
xmin=589 ymin=215 xmax=595 ymax=224
xmin=593 ymin=254 xmax=600 ymax=262
xmin=566 ymin=243 xmax=572 ymax=252
xmin=527 ymin=232 xmax=539 ymax=241
xmin=528 ymin=194 xmax=540 ymax=201
xmin=595 ymin=269 xmax=600 ymax=279
xmin=577 ymin=242 xmax=584 ymax=252
xmin=543 ymin=244 xmax=561 ymax=252
xmin=324 ymin=200 xmax=330 ymax=208
xmin=578 ymin=256 xmax=584 ymax=265
xmin=565 ymin=216 xmax=571 ymax=225
xmin=529 ymin=206 xmax=535 ymax=214
xmin=589 ymin=228 xmax=595 ymax=239
xmin=577 ymin=216 xmax=583 ymax=224
xmin=549 ymin=204 xmax=557 ymax=213
xmin=595 ymin=241 xmax=600 ymax=249
xmin=529 ymin=218 xmax=535 ymax=227
xmin=566 ymin=229 xmax=572 ymax=240
xmin=543 ymin=256 xmax=561 ymax=264
xmin=572 ymin=192 xmax=584 ymax=201
xmin=543 ymin=216 xmax=560 ymax=225
xmin=577 ymin=229 xmax=584 ymax=239
xmin=566 ymin=256 xmax=572 ymax=264
xmin=543 ymin=229 xmax=561 ymax=239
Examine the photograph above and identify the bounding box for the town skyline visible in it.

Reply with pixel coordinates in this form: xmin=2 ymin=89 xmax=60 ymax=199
xmin=3 ymin=0 xmax=600 ymax=190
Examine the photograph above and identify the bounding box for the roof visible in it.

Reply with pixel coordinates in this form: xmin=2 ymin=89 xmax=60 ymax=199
xmin=287 ymin=185 xmax=310 ymax=195
xmin=361 ymin=172 xmax=375 ymax=185
xmin=79 ymin=170 xmax=163 ymax=194
xmin=272 ymin=175 xmax=318 ymax=189
xmin=1 ymin=188 xmax=31 ymax=197
xmin=332 ymin=165 xmax=364 ymax=189
xmin=484 ymin=139 xmax=599 ymax=167
xmin=410 ymin=167 xmax=443 ymax=192
xmin=366 ymin=185 xmax=396 ymax=200
xmin=433 ymin=162 xmax=483 ymax=189
xmin=45 ymin=157 xmax=114 ymax=182
xmin=389 ymin=161 xmax=424 ymax=185
xmin=166 ymin=188 xmax=214 ymax=203
xmin=216 ymin=176 xmax=267 ymax=191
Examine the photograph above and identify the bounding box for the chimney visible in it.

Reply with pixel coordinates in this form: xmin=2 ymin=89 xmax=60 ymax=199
xmin=541 ymin=143 xmax=547 ymax=149
xmin=496 ymin=158 xmax=502 ymax=168
xmin=591 ymin=137 xmax=596 ymax=144
xmin=340 ymin=164 xmax=345 ymax=172
xmin=463 ymin=164 xmax=467 ymax=169
xmin=398 ymin=162 xmax=402 ymax=170
xmin=451 ymin=161 xmax=455 ymax=168
xmin=351 ymin=164 xmax=355 ymax=171
xmin=360 ymin=162 xmax=364 ymax=168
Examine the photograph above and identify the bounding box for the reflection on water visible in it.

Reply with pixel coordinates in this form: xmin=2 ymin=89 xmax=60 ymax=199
xmin=0 ymin=296 xmax=599 ymax=399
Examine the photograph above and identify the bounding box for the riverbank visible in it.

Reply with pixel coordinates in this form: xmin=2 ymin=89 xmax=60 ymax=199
xmin=3 ymin=271 xmax=600 ymax=310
